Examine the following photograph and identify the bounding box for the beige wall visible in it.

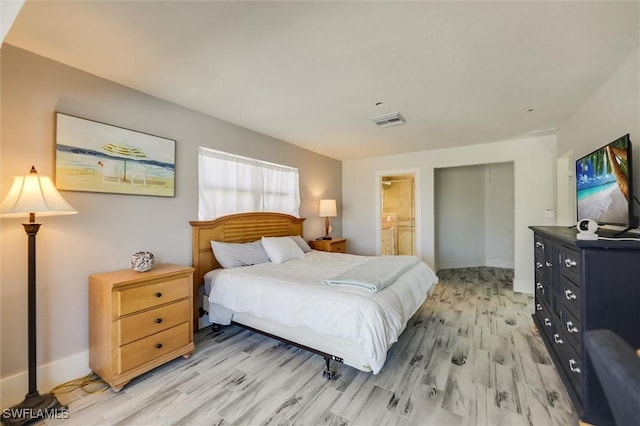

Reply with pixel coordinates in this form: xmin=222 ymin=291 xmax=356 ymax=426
xmin=484 ymin=162 xmax=515 ymax=268
xmin=435 ymin=164 xmax=486 ymax=269
xmin=556 ymin=48 xmax=640 ymax=225
xmin=0 ymin=45 xmax=341 ymax=401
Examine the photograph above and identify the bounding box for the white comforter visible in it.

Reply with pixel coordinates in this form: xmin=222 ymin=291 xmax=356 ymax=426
xmin=208 ymin=250 xmax=438 ymax=373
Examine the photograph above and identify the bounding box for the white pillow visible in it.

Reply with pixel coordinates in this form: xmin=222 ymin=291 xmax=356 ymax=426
xmin=289 ymin=235 xmax=312 ymax=253
xmin=261 ymin=236 xmax=304 ymax=264
xmin=210 ymin=240 xmax=270 ymax=268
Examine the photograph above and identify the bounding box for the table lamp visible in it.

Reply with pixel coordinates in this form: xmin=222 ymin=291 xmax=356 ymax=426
xmin=319 ymin=199 xmax=337 ymax=240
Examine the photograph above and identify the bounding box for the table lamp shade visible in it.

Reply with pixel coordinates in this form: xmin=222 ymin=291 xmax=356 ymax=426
xmin=319 ymin=199 xmax=337 ymax=218
xmin=0 ymin=167 xmax=77 ymax=218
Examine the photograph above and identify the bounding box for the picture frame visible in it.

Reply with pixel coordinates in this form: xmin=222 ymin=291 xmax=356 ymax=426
xmin=55 ymin=113 xmax=176 ymax=197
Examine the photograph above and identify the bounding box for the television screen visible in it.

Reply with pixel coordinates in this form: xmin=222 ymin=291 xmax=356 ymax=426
xmin=576 ymin=134 xmax=632 ymax=226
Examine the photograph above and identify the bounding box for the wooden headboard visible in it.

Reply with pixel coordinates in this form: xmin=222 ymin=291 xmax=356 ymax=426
xmin=189 ymin=212 xmax=305 ymax=315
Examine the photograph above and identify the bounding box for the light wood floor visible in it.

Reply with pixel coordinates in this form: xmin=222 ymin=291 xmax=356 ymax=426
xmin=48 ymin=267 xmax=578 ymax=425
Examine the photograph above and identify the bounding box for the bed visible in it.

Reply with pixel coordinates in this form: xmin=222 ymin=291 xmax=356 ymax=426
xmin=190 ymin=212 xmax=438 ymax=377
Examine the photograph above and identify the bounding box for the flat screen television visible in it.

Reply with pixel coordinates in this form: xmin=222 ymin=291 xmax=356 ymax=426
xmin=576 ymin=134 xmax=637 ymax=228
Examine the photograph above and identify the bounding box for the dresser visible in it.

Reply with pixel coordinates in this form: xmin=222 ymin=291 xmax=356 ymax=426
xmin=530 ymin=226 xmax=640 ymax=425
xmin=308 ymin=238 xmax=347 ymax=253
xmin=89 ymin=263 xmax=195 ymax=391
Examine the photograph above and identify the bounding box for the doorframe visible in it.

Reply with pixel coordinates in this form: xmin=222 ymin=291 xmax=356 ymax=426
xmin=375 ymin=168 xmax=422 ymax=258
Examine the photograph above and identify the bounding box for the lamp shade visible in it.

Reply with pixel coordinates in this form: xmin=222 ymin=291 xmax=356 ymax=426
xmin=319 ymin=199 xmax=337 ymax=217
xmin=0 ymin=166 xmax=77 ymax=218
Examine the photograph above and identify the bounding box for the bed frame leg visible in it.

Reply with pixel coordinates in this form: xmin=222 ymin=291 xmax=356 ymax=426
xmin=323 ymin=356 xmax=335 ymax=380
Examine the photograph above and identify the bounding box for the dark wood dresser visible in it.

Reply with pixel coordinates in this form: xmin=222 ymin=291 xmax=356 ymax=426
xmin=530 ymin=226 xmax=640 ymax=425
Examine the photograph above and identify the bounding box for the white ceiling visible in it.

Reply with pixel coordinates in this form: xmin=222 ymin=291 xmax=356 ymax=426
xmin=5 ymin=1 xmax=639 ymax=160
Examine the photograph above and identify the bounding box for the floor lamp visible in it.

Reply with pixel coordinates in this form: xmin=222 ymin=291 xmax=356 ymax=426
xmin=0 ymin=166 xmax=77 ymax=425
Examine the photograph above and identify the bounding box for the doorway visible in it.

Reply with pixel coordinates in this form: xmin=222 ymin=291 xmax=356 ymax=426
xmin=380 ymin=174 xmax=416 ymax=256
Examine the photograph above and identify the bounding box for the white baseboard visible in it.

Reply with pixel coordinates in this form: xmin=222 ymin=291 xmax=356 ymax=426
xmin=485 ymin=258 xmax=514 ymax=269
xmin=1 ymin=351 xmax=90 ymax=409
xmin=436 ymin=258 xmax=486 ymax=270
xmin=513 ymin=278 xmax=533 ymax=295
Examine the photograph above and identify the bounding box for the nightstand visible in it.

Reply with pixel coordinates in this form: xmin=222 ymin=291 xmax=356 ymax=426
xmin=89 ymin=263 xmax=195 ymax=391
xmin=308 ymin=238 xmax=347 ymax=253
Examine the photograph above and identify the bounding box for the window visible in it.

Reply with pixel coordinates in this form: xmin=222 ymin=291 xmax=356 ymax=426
xmin=198 ymin=147 xmax=300 ymax=220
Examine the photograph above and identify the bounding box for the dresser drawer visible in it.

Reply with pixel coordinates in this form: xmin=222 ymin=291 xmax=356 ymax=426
xmin=550 ymin=326 xmax=568 ymax=360
xmin=561 ymin=341 xmax=583 ymax=399
xmin=563 ymin=307 xmax=582 ymax=351
xmin=534 ymin=275 xmax=545 ymax=300
xmin=535 ymin=270 xmax=552 ymax=307
xmin=561 ymin=275 xmax=581 ymax=315
xmin=534 ymin=235 xmax=546 ymax=256
xmin=535 ymin=301 xmax=554 ymax=342
xmin=116 ymin=276 xmax=190 ymax=316
xmin=118 ymin=322 xmax=190 ymax=374
xmin=118 ymin=299 xmax=190 ymax=346
xmin=560 ymin=246 xmax=581 ymax=281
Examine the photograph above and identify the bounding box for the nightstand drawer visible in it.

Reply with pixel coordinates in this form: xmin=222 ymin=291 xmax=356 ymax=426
xmin=331 ymin=241 xmax=346 ymax=253
xmin=117 ymin=276 xmax=190 ymax=316
xmin=118 ymin=299 xmax=190 ymax=346
xmin=118 ymin=322 xmax=190 ymax=374
xmin=309 ymin=238 xmax=347 ymax=253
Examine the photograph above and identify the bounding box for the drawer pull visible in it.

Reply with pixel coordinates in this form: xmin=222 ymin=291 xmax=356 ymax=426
xmin=536 ymin=262 xmax=543 ymax=269
xmin=564 ymin=258 xmax=577 ymax=268
xmin=544 ymin=318 xmax=552 ymax=327
xmin=535 ymin=241 xmax=544 ymax=249
xmin=536 ymin=282 xmax=543 ymax=289
xmin=569 ymin=359 xmax=581 ymax=374
xmin=155 ymin=318 xmax=163 ymax=324
xmin=566 ymin=321 xmax=578 ymax=333
xmin=155 ymin=343 xmax=163 ymax=349
xmin=553 ymin=333 xmax=563 ymax=344
xmin=155 ymin=292 xmax=163 ymax=298
xmin=536 ymin=303 xmax=543 ymax=311
xmin=545 ymin=261 xmax=553 ymax=267
xmin=565 ymin=289 xmax=577 ymax=300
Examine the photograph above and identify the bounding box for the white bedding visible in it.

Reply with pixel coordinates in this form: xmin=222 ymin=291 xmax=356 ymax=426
xmin=322 ymin=255 xmax=419 ymax=292
xmin=207 ymin=250 xmax=438 ymax=374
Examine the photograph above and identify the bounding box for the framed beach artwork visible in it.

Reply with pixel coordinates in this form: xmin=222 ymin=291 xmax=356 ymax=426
xmin=55 ymin=113 xmax=176 ymax=197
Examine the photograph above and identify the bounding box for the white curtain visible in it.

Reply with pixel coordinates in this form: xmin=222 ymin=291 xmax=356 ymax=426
xmin=198 ymin=147 xmax=300 ymax=220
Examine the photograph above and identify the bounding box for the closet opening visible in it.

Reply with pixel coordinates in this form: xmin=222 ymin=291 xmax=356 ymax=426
xmin=434 ymin=162 xmax=514 ymax=271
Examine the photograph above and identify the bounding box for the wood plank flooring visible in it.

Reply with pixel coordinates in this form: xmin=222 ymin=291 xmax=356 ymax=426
xmin=46 ymin=267 xmax=578 ymax=425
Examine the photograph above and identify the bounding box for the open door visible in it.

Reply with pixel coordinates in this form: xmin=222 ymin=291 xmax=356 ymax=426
xmin=380 ymin=174 xmax=416 ymax=256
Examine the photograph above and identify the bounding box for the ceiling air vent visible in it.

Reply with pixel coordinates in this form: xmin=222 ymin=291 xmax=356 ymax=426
xmin=370 ymin=112 xmax=404 ymax=128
